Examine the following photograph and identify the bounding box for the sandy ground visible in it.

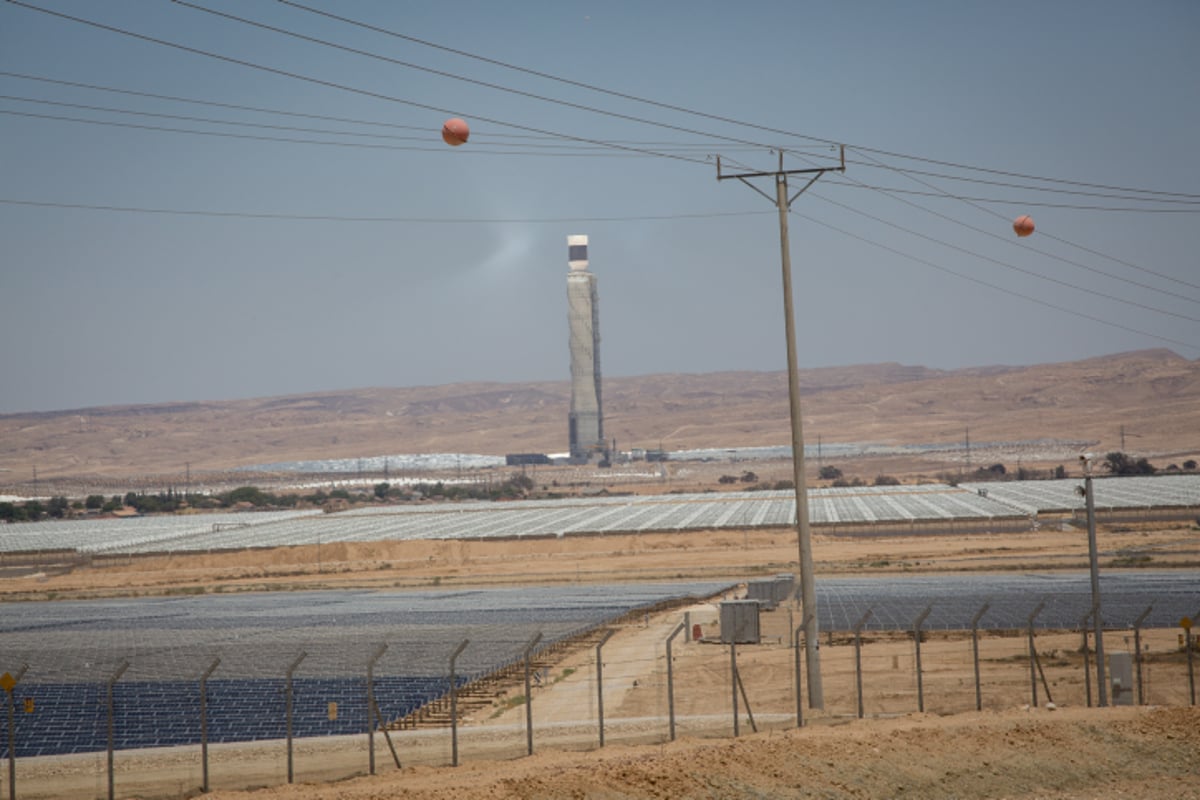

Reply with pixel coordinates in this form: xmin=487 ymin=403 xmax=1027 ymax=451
xmin=3 ymin=520 xmax=1199 ymax=799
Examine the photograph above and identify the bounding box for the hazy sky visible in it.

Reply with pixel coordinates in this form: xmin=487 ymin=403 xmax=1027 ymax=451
xmin=3 ymin=1 xmax=1198 ymax=414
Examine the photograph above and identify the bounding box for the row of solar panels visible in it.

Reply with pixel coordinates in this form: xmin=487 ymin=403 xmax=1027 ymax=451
xmin=2 ymin=475 xmax=1197 ymax=555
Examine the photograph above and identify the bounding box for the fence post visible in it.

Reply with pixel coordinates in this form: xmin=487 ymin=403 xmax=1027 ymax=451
xmin=448 ymin=639 xmax=469 ymax=767
xmin=1185 ymin=618 xmax=1196 ymax=706
xmin=4 ymin=664 xmax=28 ymax=800
xmin=595 ymin=629 xmax=616 ymax=748
xmin=970 ymin=602 xmax=990 ymax=711
xmin=853 ymin=609 xmax=873 ymax=719
xmin=794 ymin=612 xmax=812 ymax=728
xmin=730 ymin=641 xmax=739 ymax=738
xmin=285 ymin=651 xmax=306 ymax=784
xmin=665 ymin=622 xmax=685 ymax=742
xmin=106 ymin=659 xmax=130 ymax=800
xmin=1132 ymin=606 xmax=1151 ymax=705
xmin=199 ymin=658 xmax=220 ymax=793
xmin=1027 ymin=599 xmax=1046 ymax=708
xmin=523 ymin=632 xmax=542 ymax=756
xmin=912 ymin=606 xmax=932 ymax=713
xmin=366 ymin=644 xmax=387 ymax=776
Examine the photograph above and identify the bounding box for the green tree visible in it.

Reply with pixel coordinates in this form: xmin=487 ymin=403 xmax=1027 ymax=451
xmin=818 ymin=465 xmax=843 ymax=481
xmin=85 ymin=494 xmax=105 ymax=510
xmin=1103 ymin=452 xmax=1156 ymax=475
xmin=374 ymin=482 xmax=391 ymax=499
xmin=47 ymin=496 xmax=70 ymax=519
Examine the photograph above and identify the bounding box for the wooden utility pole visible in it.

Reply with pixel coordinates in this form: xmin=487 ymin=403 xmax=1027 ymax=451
xmin=717 ymin=148 xmax=845 ymax=709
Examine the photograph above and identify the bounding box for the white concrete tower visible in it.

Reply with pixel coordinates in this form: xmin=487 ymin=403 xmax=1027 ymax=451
xmin=566 ymin=235 xmax=604 ymax=461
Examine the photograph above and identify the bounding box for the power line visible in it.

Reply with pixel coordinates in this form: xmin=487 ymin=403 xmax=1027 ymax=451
xmin=0 ymin=101 xmax=747 ymax=157
xmin=0 ymin=70 xmax=435 ymax=132
xmin=227 ymin=0 xmax=1200 ymax=302
xmin=837 ymin=160 xmax=1200 ymax=207
xmin=274 ymin=0 xmax=838 ymax=146
xmin=0 ymin=108 xmax=618 ymax=155
xmin=0 ymin=94 xmax=438 ymax=142
xmin=843 ymin=146 xmax=1200 ymax=298
xmin=275 ymin=0 xmax=1198 ymax=204
xmin=170 ymin=0 xmax=803 ymax=159
xmin=788 ymin=207 xmax=1200 ymax=353
xmin=0 ymin=71 xmax=776 ymax=152
xmin=10 ymin=1 xmax=1196 ymax=325
xmin=0 ymin=198 xmax=772 ymax=224
xmin=846 ymin=144 xmax=1200 ymax=201
xmin=810 ymin=189 xmax=1200 ymax=325
xmin=824 ymin=180 xmax=1200 ymax=212
xmin=4 ymin=0 xmax=712 ymax=165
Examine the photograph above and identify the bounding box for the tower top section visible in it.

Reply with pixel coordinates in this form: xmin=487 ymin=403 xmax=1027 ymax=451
xmin=567 ymin=234 xmax=589 ymax=272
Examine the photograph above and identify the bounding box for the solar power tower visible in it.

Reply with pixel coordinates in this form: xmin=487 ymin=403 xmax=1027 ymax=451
xmin=566 ymin=235 xmax=605 ymax=462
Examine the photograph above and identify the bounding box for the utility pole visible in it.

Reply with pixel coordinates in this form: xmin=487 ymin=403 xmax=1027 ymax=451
xmin=717 ymin=147 xmax=844 ymax=709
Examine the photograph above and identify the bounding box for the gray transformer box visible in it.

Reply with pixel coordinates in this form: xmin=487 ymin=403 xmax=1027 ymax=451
xmin=745 ymin=580 xmax=779 ymax=610
xmin=745 ymin=574 xmax=796 ymax=610
xmin=720 ymin=600 xmax=761 ymax=644
xmin=1109 ymin=652 xmax=1134 ymax=706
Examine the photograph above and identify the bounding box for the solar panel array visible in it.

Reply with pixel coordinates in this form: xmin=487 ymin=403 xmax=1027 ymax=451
xmin=0 ymin=509 xmax=320 ymax=554
xmin=816 ymin=572 xmax=1199 ymax=632
xmin=2 ymin=476 xmax=1197 ymax=555
xmin=960 ymin=474 xmax=1200 ymax=515
xmin=0 ymin=581 xmax=734 ymax=757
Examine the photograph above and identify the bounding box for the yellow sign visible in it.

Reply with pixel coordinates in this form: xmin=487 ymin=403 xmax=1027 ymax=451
xmin=1182 ymin=616 xmax=1193 ymax=631
xmin=0 ymin=673 xmax=14 ymax=693
xmin=23 ymin=697 xmax=35 ymax=714
xmin=327 ymin=702 xmax=338 ymax=721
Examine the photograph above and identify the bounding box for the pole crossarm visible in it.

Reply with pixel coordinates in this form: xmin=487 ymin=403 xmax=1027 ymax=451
xmin=716 ymin=146 xmax=845 ymax=184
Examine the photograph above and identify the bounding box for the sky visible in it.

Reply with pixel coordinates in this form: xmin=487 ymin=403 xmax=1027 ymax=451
xmin=2 ymin=1 xmax=1198 ymax=414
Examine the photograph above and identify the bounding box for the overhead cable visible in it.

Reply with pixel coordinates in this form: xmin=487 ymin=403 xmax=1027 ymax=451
xmin=0 ymin=198 xmax=772 ymax=224
xmin=789 ymin=207 xmax=1200 ymax=353
xmin=4 ymin=0 xmax=711 ymax=164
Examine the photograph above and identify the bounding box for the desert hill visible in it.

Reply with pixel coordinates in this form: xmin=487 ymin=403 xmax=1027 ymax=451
xmin=1 ymin=349 xmax=1197 ymax=492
